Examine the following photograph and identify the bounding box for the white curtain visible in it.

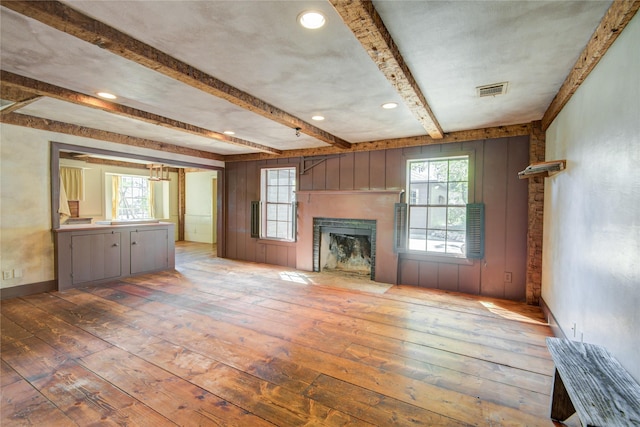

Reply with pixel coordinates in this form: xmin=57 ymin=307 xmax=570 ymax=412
xmin=59 ymin=175 xmax=71 ymax=223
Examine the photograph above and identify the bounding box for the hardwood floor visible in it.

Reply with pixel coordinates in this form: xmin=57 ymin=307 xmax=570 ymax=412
xmin=2 ymin=241 xmax=561 ymax=426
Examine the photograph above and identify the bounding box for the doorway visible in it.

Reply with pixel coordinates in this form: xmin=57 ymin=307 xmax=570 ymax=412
xmin=184 ymin=170 xmax=219 ymax=254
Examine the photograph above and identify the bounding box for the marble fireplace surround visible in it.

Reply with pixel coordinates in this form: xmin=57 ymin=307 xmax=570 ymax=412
xmin=295 ymin=190 xmax=403 ymax=284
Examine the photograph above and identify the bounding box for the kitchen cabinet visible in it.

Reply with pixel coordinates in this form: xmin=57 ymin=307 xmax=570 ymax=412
xmin=71 ymin=232 xmax=121 ymax=285
xmin=56 ymin=222 xmax=174 ymax=290
xmin=130 ymin=229 xmax=169 ymax=274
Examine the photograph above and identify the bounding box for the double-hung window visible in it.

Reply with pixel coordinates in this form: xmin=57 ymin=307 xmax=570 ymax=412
xmin=258 ymin=167 xmax=296 ymax=241
xmin=407 ymin=155 xmax=469 ymax=256
xmin=112 ymin=174 xmax=153 ymax=220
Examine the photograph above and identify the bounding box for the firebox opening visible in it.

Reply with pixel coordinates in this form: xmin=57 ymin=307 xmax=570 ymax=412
xmin=322 ymin=233 xmax=372 ymax=277
xmin=313 ymin=218 xmax=377 ymax=280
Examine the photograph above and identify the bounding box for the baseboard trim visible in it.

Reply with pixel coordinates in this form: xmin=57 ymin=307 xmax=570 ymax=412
xmin=540 ymin=297 xmax=566 ymax=339
xmin=1 ymin=280 xmax=57 ymax=300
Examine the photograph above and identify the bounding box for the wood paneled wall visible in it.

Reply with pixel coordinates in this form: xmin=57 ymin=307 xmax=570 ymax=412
xmin=224 ymin=136 xmax=529 ymax=300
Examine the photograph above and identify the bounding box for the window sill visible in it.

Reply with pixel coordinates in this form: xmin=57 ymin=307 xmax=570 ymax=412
xmin=257 ymin=238 xmax=296 ymax=246
xmin=399 ymin=251 xmax=474 ymax=265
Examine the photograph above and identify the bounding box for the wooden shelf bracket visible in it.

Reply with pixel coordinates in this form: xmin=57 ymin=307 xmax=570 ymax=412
xmin=300 ymin=154 xmax=346 ymax=175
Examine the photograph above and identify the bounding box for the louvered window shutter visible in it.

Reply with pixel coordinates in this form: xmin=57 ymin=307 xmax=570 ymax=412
xmin=394 ymin=202 xmax=408 ymax=252
xmin=466 ymin=203 xmax=484 ymax=259
xmin=250 ymin=201 xmax=260 ymax=238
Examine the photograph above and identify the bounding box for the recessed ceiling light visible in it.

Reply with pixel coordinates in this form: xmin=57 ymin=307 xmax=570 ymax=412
xmin=223 ymin=130 xmax=235 ymax=135
xmin=311 ymin=115 xmax=325 ymax=121
xmin=381 ymin=102 xmax=398 ymax=109
xmin=96 ymin=92 xmax=117 ymax=100
xmin=298 ymin=10 xmax=326 ymax=29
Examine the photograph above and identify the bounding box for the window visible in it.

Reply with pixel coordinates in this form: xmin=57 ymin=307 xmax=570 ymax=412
xmin=407 ymin=156 xmax=469 ymax=255
xmin=111 ymin=175 xmax=153 ymax=220
xmin=259 ymin=167 xmax=296 ymax=240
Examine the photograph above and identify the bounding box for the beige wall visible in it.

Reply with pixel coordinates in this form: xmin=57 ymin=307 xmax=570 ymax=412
xmin=543 ymin=13 xmax=640 ymax=381
xmin=1 ymin=126 xmax=54 ymax=290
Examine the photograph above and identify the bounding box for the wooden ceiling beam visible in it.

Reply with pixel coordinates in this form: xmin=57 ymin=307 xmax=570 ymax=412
xmin=0 ymin=84 xmax=40 ymax=103
xmin=542 ymin=0 xmax=640 ymax=130
xmin=330 ymin=0 xmax=444 ymax=139
xmin=1 ymin=0 xmax=351 ymax=150
xmin=61 ymin=152 xmax=182 ymax=172
xmin=224 ymin=123 xmax=531 ymax=162
xmin=0 ymin=112 xmax=224 ymax=161
xmin=60 ymin=152 xmax=151 ymax=170
xmin=0 ymin=71 xmax=281 ymax=155
xmin=0 ymin=95 xmax=43 ymax=114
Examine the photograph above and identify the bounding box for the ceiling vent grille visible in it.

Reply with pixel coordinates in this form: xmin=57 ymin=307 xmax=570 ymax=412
xmin=477 ymin=82 xmax=508 ymax=97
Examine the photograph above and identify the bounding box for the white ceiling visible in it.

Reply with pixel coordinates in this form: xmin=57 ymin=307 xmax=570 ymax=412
xmin=0 ymin=0 xmax=612 ymax=159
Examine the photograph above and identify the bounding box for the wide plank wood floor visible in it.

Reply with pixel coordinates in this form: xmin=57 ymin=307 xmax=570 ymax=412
xmin=2 ymin=241 xmax=563 ymax=426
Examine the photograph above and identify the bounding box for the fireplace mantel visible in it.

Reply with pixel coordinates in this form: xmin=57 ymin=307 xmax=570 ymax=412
xmin=296 ymin=189 xmax=403 ymax=199
xmin=295 ymin=189 xmax=401 ymax=284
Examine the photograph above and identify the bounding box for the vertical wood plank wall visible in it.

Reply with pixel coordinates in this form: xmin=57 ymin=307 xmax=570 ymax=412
xmin=224 ymin=136 xmax=529 ymax=300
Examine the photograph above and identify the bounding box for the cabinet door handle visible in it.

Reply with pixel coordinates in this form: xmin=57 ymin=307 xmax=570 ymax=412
xmin=112 ymin=243 xmax=119 ymax=247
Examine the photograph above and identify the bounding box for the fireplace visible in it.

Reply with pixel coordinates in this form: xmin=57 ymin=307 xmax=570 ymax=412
xmin=313 ymin=218 xmax=377 ymax=280
xmin=296 ymin=190 xmax=401 ymax=285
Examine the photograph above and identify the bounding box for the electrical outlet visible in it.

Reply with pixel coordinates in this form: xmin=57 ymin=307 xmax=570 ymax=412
xmin=13 ymin=268 xmax=23 ymax=278
xmin=504 ymin=272 xmax=512 ymax=283
xmin=2 ymin=270 xmax=13 ymax=280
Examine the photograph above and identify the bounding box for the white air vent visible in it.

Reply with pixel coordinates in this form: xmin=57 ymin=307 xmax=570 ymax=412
xmin=477 ymin=82 xmax=508 ymax=97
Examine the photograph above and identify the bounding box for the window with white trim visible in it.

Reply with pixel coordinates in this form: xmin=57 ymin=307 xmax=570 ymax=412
xmin=407 ymin=155 xmax=469 ymax=255
xmin=260 ymin=167 xmax=296 ymax=240
xmin=115 ymin=175 xmax=152 ymax=220
xmin=106 ymin=173 xmax=169 ymax=221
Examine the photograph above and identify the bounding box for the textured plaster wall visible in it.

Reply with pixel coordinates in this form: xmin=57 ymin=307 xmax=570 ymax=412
xmin=0 ymin=126 xmax=54 ymax=289
xmin=543 ymin=13 xmax=640 ymax=382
